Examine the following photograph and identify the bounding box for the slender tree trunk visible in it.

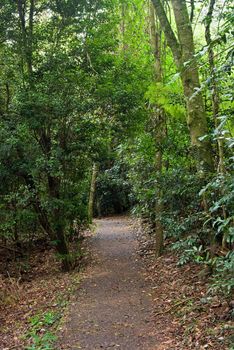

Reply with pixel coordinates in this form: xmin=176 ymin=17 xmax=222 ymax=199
xmin=149 ymin=2 xmax=165 ymax=257
xmin=205 ymin=0 xmax=227 ymax=249
xmin=121 ymin=2 xmax=128 ymax=51
xmin=88 ymin=163 xmax=98 ymax=221
xmin=149 ymin=2 xmax=162 ymax=81
xmin=17 ymin=0 xmax=34 ymax=76
xmin=12 ymin=200 xmax=22 ymax=254
xmin=48 ymin=175 xmax=72 ymax=271
xmin=5 ymin=83 xmax=10 ymax=112
xmin=28 ymin=0 xmax=34 ymax=75
xmin=151 ymin=0 xmax=214 ymax=173
xmin=54 ymin=220 xmax=71 ymax=272
xmin=20 ymin=170 xmax=55 ymax=239
xmin=205 ymin=0 xmax=225 ymax=174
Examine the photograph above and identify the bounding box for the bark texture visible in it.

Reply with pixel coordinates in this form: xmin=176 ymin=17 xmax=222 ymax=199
xmin=88 ymin=163 xmax=98 ymax=221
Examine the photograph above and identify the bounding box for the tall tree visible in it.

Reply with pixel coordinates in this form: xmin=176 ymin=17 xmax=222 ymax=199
xmin=151 ymin=0 xmax=214 ymax=172
xmin=149 ymin=2 xmax=166 ymax=256
xmin=0 ymin=0 xmax=122 ymax=271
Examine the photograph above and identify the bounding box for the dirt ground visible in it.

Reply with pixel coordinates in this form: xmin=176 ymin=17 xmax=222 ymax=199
xmin=57 ymin=217 xmax=159 ymax=350
xmin=57 ymin=216 xmax=233 ymax=350
xmin=1 ymin=216 xmax=232 ymax=349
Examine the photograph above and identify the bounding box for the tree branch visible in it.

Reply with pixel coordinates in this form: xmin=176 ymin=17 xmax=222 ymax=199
xmin=151 ymin=0 xmax=182 ymax=67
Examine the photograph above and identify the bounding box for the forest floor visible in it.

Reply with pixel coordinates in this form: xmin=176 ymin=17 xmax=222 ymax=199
xmin=0 ymin=239 xmax=84 ymax=349
xmin=0 ymin=216 xmax=233 ymax=349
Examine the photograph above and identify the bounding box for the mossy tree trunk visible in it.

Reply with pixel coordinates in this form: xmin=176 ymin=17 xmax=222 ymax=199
xmin=151 ymin=0 xmax=214 ymax=173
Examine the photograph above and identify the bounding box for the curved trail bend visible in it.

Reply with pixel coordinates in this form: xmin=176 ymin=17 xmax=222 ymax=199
xmin=58 ymin=217 xmax=158 ymax=350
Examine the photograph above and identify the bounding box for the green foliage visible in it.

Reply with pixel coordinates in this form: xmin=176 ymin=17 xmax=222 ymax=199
xmin=0 ymin=0 xmax=148 ymax=266
xmin=171 ymin=236 xmax=201 ymax=264
xmin=0 ymin=0 xmax=233 ymax=293
xmin=117 ymin=0 xmax=234 ymax=298
xmin=199 ymin=173 xmax=234 ymax=245
xmin=209 ymin=252 xmax=234 ymax=296
xmin=24 ymin=311 xmax=60 ymax=350
xmin=95 ymin=162 xmax=132 ymax=216
xmin=145 ymin=80 xmax=185 ymax=119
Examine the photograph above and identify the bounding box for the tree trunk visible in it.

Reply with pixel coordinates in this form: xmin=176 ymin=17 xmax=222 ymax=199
xmin=17 ymin=0 xmax=34 ymax=76
xmin=48 ymin=175 xmax=72 ymax=271
xmin=21 ymin=171 xmax=55 ymax=239
xmin=151 ymin=0 xmax=214 ymax=173
xmin=171 ymin=0 xmax=214 ymax=172
xmin=88 ymin=163 xmax=98 ymax=221
xmin=5 ymin=83 xmax=10 ymax=112
xmin=149 ymin=1 xmax=162 ymax=81
xmin=54 ymin=218 xmax=72 ymax=272
xmin=205 ymin=0 xmax=225 ymax=174
xmin=121 ymin=2 xmax=128 ymax=51
xmin=205 ymin=0 xmax=227 ymax=249
xmin=149 ymin=2 xmax=165 ymax=257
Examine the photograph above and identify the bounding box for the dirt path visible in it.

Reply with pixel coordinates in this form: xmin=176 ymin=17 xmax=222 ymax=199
xmin=57 ymin=217 xmax=158 ymax=350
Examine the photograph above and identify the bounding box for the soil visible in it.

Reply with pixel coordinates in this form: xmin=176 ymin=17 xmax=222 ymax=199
xmin=57 ymin=217 xmax=159 ymax=350
xmin=57 ymin=216 xmax=233 ymax=350
xmin=0 ymin=216 xmax=232 ymax=349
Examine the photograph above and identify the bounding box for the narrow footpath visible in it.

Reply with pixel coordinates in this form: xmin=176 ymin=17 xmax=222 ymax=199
xmin=57 ymin=217 xmax=158 ymax=350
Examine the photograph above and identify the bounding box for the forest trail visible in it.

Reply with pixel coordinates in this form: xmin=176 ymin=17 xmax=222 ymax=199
xmin=57 ymin=216 xmax=158 ymax=350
